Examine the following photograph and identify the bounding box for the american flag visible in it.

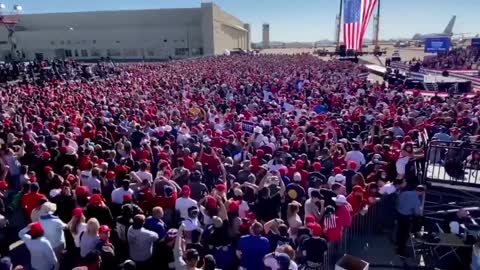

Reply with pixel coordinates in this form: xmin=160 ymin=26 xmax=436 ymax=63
xmin=343 ymin=0 xmax=378 ymax=51
xmin=324 ymin=215 xmax=337 ymax=229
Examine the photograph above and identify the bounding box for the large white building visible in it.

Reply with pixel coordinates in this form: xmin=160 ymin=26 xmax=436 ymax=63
xmin=0 ymin=2 xmax=250 ymax=60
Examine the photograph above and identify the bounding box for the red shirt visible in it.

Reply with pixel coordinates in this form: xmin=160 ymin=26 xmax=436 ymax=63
xmin=346 ymin=194 xmax=367 ymax=215
xmin=184 ymin=155 xmax=195 ymax=171
xmin=210 ymin=137 xmax=225 ymax=149
xmin=21 ymin=192 xmax=47 ymax=217
xmin=138 ymin=149 xmax=151 ymax=160
xmin=336 ymin=205 xmax=352 ymax=228
xmin=81 ymin=129 xmax=96 ymax=140
xmin=152 ymin=192 xmax=177 ymax=210
xmin=201 ymin=154 xmax=221 ymax=175
xmin=324 ymin=216 xmax=342 ymax=242
xmin=78 ymin=156 xmax=91 ymax=171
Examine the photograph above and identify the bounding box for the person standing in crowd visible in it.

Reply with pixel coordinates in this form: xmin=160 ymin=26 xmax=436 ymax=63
xmin=304 ymin=190 xmax=324 ymax=222
xmin=127 ymin=214 xmax=159 ymax=269
xmin=38 ymin=202 xmax=67 ymax=268
xmin=18 ymin=222 xmax=57 ymax=270
xmin=395 ymin=185 xmax=425 ymax=257
xmin=21 ymin=183 xmax=46 ymax=219
xmin=111 ymin=179 xmax=134 ymax=206
xmin=67 ymin=207 xmax=87 ymax=257
xmin=333 ymin=195 xmax=352 ymax=229
xmin=144 ymin=206 xmax=167 ymax=240
xmin=0 ymin=52 xmax=454 ymax=269
xmin=344 ymin=142 xmax=366 ymax=170
xmin=301 ymin=223 xmax=328 ymax=269
xmin=96 ymin=225 xmax=116 ymax=270
xmin=176 ymin=185 xmax=197 ymax=220
xmin=80 ymin=218 xmax=100 ymax=258
xmin=86 ymin=194 xmax=114 ymax=226
xmin=237 ymin=222 xmax=270 ymax=270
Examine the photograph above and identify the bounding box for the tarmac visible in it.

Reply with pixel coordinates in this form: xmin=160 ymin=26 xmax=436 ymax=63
xmin=260 ymin=45 xmax=430 ymax=65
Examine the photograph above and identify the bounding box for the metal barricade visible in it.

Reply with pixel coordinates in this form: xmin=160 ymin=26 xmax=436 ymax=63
xmin=322 ymin=197 xmax=389 ymax=269
xmin=424 ymin=140 xmax=480 ymax=187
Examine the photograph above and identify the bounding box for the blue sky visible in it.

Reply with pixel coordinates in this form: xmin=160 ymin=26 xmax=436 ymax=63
xmin=2 ymin=0 xmax=478 ymax=42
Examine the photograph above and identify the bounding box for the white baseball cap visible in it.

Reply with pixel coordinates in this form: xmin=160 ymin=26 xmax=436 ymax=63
xmin=332 ymin=195 xmax=348 ymax=204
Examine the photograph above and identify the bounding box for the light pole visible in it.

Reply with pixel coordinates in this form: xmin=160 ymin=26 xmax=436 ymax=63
xmin=0 ymin=3 xmax=22 ymax=60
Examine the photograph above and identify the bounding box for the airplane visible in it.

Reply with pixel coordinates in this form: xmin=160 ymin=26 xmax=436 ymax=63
xmin=412 ymin=15 xmax=456 ymax=41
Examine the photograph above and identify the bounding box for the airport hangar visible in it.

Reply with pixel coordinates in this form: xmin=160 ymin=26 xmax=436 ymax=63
xmin=0 ymin=2 xmax=251 ymax=60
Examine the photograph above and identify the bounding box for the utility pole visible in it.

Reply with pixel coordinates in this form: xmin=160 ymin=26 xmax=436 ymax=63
xmin=373 ymin=0 xmax=381 ymax=54
xmin=335 ymin=0 xmax=343 ymax=51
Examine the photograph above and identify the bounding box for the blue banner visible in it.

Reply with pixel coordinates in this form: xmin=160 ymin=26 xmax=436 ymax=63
xmin=472 ymin=38 xmax=480 ymax=48
xmin=424 ymin=37 xmax=451 ymax=53
xmin=242 ymin=121 xmax=255 ymax=133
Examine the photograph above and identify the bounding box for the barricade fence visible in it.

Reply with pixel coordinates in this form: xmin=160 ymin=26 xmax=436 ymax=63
xmin=321 ymin=196 xmax=390 ymax=269
xmin=424 ymin=140 xmax=480 ymax=186
xmin=390 ymin=61 xmax=480 ymax=89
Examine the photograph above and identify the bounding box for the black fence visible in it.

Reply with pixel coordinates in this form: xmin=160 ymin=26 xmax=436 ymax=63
xmin=424 ymin=140 xmax=480 ymax=187
xmin=321 ymin=196 xmax=397 ymax=269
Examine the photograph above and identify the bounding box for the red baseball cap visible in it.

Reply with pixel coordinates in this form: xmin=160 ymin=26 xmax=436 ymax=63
xmin=182 ymin=185 xmax=191 ymax=197
xmin=123 ymin=194 xmax=132 ymax=203
xmin=106 ymin=171 xmax=116 ymax=180
xmin=0 ymin=180 xmax=8 ymax=190
xmin=313 ymin=162 xmax=322 ymax=171
xmin=29 ymin=222 xmax=44 ymax=237
xmin=89 ymin=194 xmax=103 ymax=205
xmin=348 ymin=160 xmax=358 ymax=170
xmin=308 ymin=223 xmax=323 ymax=237
xmin=44 ymin=166 xmax=53 ymax=173
xmin=42 ymin=151 xmax=51 ymax=160
xmin=215 ymin=183 xmax=226 ymax=192
xmin=75 ymin=186 xmax=89 ymax=198
xmin=205 ymin=195 xmax=217 ymax=209
xmin=72 ymin=207 xmax=83 ymax=217
xmin=227 ymin=200 xmax=240 ymax=213
xmin=334 ymin=167 xmax=342 ymax=174
xmin=99 ymin=225 xmax=111 ymax=233
xmin=305 ymin=215 xmax=316 ymax=225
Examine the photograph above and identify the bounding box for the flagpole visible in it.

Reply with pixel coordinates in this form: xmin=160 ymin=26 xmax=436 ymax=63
xmin=335 ymin=0 xmax=343 ymax=51
xmin=373 ymin=0 xmax=381 ymax=54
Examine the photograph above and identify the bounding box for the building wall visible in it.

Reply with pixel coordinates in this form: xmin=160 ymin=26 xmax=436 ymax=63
xmin=262 ymin=24 xmax=270 ymax=49
xmin=204 ymin=2 xmax=249 ymax=55
xmin=244 ymin=24 xmax=251 ymax=50
xmin=0 ymin=4 xmax=248 ymax=60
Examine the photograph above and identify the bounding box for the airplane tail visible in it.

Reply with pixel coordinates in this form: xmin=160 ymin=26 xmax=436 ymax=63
xmin=443 ymin=15 xmax=456 ymax=35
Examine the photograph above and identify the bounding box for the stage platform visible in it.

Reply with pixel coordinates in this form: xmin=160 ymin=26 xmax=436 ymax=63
xmin=424 ymin=75 xmax=466 ymax=83
xmin=365 ymin=63 xmax=479 ymax=93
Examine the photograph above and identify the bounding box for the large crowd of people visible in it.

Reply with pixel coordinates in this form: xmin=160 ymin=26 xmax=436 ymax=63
xmin=0 ymin=53 xmax=477 ymax=270
xmin=0 ymin=59 xmax=118 ymax=85
xmin=421 ymin=46 xmax=480 ymax=71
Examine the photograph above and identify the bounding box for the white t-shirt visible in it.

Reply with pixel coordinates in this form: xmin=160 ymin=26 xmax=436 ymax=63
xmin=345 ymin=151 xmax=366 ymax=167
xmin=379 ymin=183 xmax=396 ymax=195
xmin=396 ymin=156 xmax=410 ymax=176
xmin=135 ymin=170 xmax=153 ymax=183
xmin=267 ymin=160 xmax=283 ymax=172
xmin=111 ymin=188 xmax=134 ymax=205
xmin=71 ymin=223 xmax=87 ymax=248
xmin=175 ymin=197 xmax=198 ymax=219
xmin=238 ymin=200 xmax=250 ymax=219
xmin=181 ymin=218 xmax=200 ymax=231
